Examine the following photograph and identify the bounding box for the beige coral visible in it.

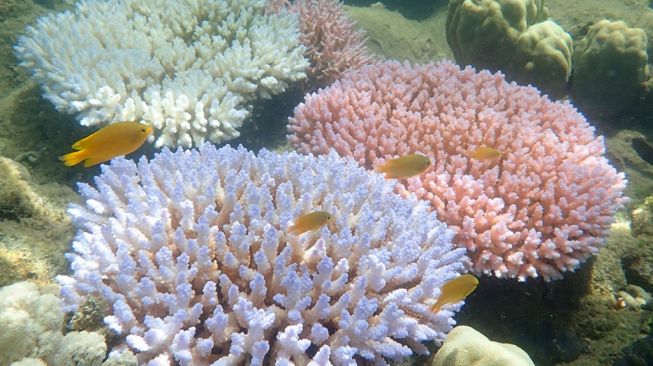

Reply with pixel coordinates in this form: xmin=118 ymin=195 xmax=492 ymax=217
xmin=446 ymin=0 xmax=547 ymax=70
xmin=509 ymin=20 xmax=573 ymax=95
xmin=431 ymin=325 xmax=535 ymax=366
xmin=0 ymin=281 xmax=107 ymax=366
xmin=572 ymin=19 xmax=649 ymax=118
xmin=446 ymin=0 xmax=573 ymax=94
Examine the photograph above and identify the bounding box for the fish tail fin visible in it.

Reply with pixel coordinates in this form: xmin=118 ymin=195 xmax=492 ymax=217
xmin=59 ymin=150 xmax=89 ymax=166
xmin=375 ymin=161 xmax=392 ymax=174
xmin=288 ymin=225 xmax=301 ymax=235
xmin=374 ymin=161 xmax=393 ymax=174
xmin=376 ymin=167 xmax=398 ymax=179
xmin=431 ymin=302 xmax=442 ymax=313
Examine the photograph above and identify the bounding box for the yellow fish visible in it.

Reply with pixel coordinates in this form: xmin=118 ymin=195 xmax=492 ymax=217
xmin=60 ymin=122 xmax=153 ymax=167
xmin=431 ymin=274 xmax=479 ymax=313
xmin=469 ymin=146 xmax=502 ymax=160
xmin=288 ymin=211 xmax=332 ymax=235
xmin=375 ymin=154 xmax=431 ymax=179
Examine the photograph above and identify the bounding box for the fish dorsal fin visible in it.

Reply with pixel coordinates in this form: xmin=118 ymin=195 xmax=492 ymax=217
xmin=71 ymin=129 xmax=103 ymax=150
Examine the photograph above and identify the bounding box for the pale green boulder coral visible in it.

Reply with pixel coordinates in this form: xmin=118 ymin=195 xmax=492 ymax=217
xmin=432 ymin=325 xmax=535 ymax=366
xmin=509 ymin=20 xmax=573 ymax=94
xmin=572 ymin=20 xmax=649 ymax=118
xmin=446 ymin=0 xmax=547 ymax=70
xmin=446 ymin=0 xmax=573 ymax=94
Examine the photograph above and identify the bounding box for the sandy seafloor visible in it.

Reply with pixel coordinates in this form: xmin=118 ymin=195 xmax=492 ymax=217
xmin=0 ymin=0 xmax=652 ymax=365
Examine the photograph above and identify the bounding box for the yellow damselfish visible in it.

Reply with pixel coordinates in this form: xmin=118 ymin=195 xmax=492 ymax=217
xmin=431 ymin=274 xmax=479 ymax=313
xmin=469 ymin=146 xmax=502 ymax=160
xmin=376 ymin=153 xmax=431 ymax=179
xmin=60 ymin=121 xmax=153 ymax=167
xmin=288 ymin=211 xmax=332 ymax=235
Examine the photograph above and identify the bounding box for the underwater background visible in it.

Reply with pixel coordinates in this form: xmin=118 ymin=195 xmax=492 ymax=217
xmin=0 ymin=0 xmax=652 ymax=365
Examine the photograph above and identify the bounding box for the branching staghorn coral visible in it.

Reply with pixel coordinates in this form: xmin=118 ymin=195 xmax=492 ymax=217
xmin=15 ymin=0 xmax=309 ymax=148
xmin=288 ymin=60 xmax=627 ymax=281
xmin=57 ymin=144 xmax=468 ymax=365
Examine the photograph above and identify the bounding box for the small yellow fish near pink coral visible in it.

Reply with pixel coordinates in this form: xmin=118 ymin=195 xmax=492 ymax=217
xmin=288 ymin=211 xmax=332 ymax=235
xmin=60 ymin=122 xmax=152 ymax=167
xmin=469 ymin=146 xmax=501 ymax=160
xmin=431 ymin=274 xmax=479 ymax=313
xmin=376 ymin=154 xmax=431 ymax=179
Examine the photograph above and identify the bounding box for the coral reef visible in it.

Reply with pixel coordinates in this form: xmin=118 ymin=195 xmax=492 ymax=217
xmin=288 ymin=60 xmax=627 ymax=281
xmin=572 ymin=20 xmax=649 ymax=119
xmin=444 ymin=0 xmax=653 ymax=120
xmin=623 ymin=195 xmax=653 ymax=293
xmin=0 ymin=281 xmax=107 ymax=366
xmin=14 ymin=0 xmax=309 ymax=148
xmin=0 ymin=156 xmax=76 ymax=286
xmin=269 ymin=0 xmax=375 ymax=86
xmin=453 ymin=219 xmax=653 ymax=366
xmin=606 ymin=130 xmax=653 ymax=203
xmin=564 ymin=220 xmax=653 ymax=366
xmin=431 ymin=325 xmax=535 ymax=366
xmin=615 ymin=334 xmax=653 ymax=366
xmin=508 ymin=20 xmax=573 ymax=94
xmin=632 ymin=195 xmax=653 ymax=237
xmin=445 ymin=0 xmax=573 ymax=95
xmin=617 ymin=285 xmax=652 ymax=309
xmin=57 ymin=144 xmax=468 ymax=365
xmin=446 ymin=0 xmax=547 ymax=70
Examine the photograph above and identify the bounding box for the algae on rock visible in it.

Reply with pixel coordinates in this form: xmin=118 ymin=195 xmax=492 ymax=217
xmin=0 ymin=157 xmax=77 ymax=286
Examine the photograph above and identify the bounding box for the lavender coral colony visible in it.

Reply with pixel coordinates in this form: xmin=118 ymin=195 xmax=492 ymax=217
xmin=288 ymin=60 xmax=627 ymax=281
xmin=57 ymin=144 xmax=468 ymax=365
xmin=14 ymin=0 xmax=309 ymax=148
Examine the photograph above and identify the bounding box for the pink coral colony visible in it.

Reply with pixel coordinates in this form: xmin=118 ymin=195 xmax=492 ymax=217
xmin=269 ymin=0 xmax=374 ymax=85
xmin=288 ymin=60 xmax=627 ymax=281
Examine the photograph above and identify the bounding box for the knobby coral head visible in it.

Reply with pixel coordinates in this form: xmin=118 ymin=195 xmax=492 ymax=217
xmin=57 ymin=144 xmax=467 ymax=365
xmin=288 ymin=60 xmax=627 ymax=281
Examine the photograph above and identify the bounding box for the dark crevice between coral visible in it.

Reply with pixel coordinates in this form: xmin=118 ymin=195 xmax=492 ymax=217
xmin=622 ymin=254 xmax=653 ymax=293
xmin=0 ymin=196 xmax=28 ymax=221
xmin=227 ymin=86 xmax=306 ymax=153
xmin=614 ymin=334 xmax=653 ymax=366
xmin=456 ymin=262 xmax=592 ymax=366
xmin=632 ymin=137 xmax=653 ymax=166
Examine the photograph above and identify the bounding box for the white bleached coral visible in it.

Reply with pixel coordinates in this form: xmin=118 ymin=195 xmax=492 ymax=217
xmin=0 ymin=281 xmax=62 ymax=365
xmin=57 ymin=144 xmax=468 ymax=365
xmin=14 ymin=0 xmax=309 ymax=148
xmin=0 ymin=281 xmax=107 ymax=366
